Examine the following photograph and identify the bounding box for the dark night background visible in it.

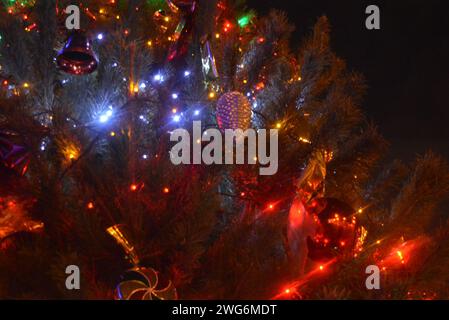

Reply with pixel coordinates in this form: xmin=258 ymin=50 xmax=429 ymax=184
xmin=248 ymin=0 xmax=449 ymax=161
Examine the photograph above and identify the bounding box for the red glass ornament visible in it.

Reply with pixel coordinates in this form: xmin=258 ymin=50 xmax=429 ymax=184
xmin=307 ymin=198 xmax=360 ymax=262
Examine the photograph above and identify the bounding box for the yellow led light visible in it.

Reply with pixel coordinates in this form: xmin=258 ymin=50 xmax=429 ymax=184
xmin=299 ymin=137 xmax=311 ymax=144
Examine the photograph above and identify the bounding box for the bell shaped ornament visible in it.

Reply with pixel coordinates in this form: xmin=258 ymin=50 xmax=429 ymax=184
xmin=57 ymin=31 xmax=98 ymax=75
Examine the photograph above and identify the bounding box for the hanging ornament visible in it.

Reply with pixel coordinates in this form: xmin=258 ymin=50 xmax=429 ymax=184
xmin=107 ymin=224 xmax=178 ymax=300
xmin=166 ymin=0 xmax=196 ymax=14
xmin=216 ymin=92 xmax=252 ymax=130
xmin=115 ymin=267 xmax=178 ymax=300
xmin=57 ymin=31 xmax=98 ymax=75
xmin=295 ymin=150 xmax=327 ymax=204
xmin=287 ymin=197 xmax=316 ymax=275
xmin=0 ymin=135 xmax=30 ymax=176
xmin=167 ymin=16 xmax=194 ymax=62
xmin=107 ymin=224 xmax=140 ymax=266
xmin=287 ymin=150 xmax=328 ymax=274
xmin=306 ymin=198 xmax=364 ymax=262
xmin=200 ymin=35 xmax=219 ymax=81
xmin=166 ymin=0 xmax=197 ymax=62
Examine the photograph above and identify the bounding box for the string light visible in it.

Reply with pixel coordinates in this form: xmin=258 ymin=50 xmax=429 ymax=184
xmin=397 ymin=251 xmax=405 ymax=264
xmin=99 ymin=107 xmax=113 ymax=123
xmin=299 ymin=137 xmax=311 ymax=144
xmin=238 ymin=14 xmax=253 ymax=28
xmin=87 ymin=202 xmax=94 ymax=209
xmin=223 ymin=21 xmax=232 ymax=32
xmin=153 ymin=73 xmax=164 ymax=83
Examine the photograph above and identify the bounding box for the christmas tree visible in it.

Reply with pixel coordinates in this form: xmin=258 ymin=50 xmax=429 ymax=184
xmin=1 ymin=0 xmax=448 ymax=300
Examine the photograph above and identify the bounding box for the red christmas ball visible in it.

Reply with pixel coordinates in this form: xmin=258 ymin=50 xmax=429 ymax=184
xmin=307 ymin=198 xmax=360 ymax=262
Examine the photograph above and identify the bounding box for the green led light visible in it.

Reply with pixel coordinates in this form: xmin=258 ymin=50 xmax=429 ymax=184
xmin=238 ymin=13 xmax=255 ymax=28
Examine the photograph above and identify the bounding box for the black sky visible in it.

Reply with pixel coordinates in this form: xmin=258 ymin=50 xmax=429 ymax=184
xmin=247 ymin=0 xmax=449 ymax=161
